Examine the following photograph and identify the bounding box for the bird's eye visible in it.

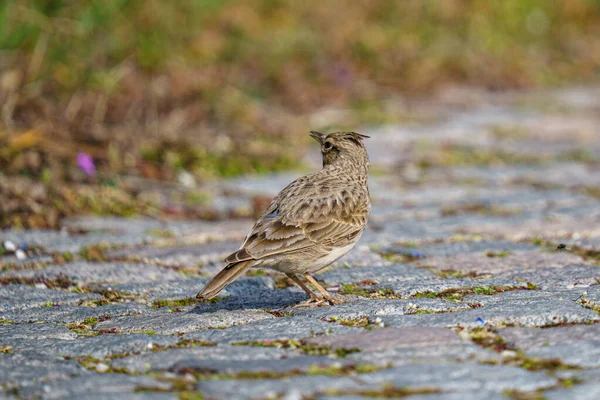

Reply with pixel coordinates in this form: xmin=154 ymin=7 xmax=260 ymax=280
xmin=323 ymin=142 xmax=333 ymax=151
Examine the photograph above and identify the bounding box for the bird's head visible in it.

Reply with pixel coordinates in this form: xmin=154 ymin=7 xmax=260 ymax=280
xmin=309 ymin=131 xmax=370 ymax=171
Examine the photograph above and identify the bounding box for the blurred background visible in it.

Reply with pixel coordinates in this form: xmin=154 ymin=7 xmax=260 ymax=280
xmin=1 ymin=0 xmax=600 ymax=229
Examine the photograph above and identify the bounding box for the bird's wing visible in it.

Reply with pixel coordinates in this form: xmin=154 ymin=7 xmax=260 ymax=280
xmin=225 ymin=176 xmax=369 ymax=263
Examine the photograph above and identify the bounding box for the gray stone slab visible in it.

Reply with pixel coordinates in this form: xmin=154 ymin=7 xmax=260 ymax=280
xmin=17 ymin=374 xmax=172 ymax=400
xmin=197 ymin=363 xmax=557 ymax=399
xmin=183 ymin=314 xmax=364 ymax=344
xmin=7 ymin=334 xmax=179 ymax=360
xmin=304 ymin=327 xmax=464 ymax=351
xmin=0 ymin=323 xmax=76 ymax=341
xmin=380 ymin=290 xmax=600 ymax=328
xmin=318 ymin=263 xmax=434 ymax=286
xmin=581 ymin=285 xmax=600 ymax=304
xmin=0 ymin=352 xmax=87 ymax=391
xmin=110 ymin=276 xmax=311 ymax=310
xmin=319 ymin=391 xmax=507 ymax=400
xmin=94 ymin=309 xmax=274 ymax=335
xmin=501 ymin=264 xmax=600 ymax=290
xmin=378 ymin=278 xmax=530 ymax=298
xmin=500 ymin=324 xmax=600 ymax=368
xmin=384 ymin=240 xmax=537 ymax=258
xmin=106 ymin=277 xmax=210 ymax=301
xmin=0 ymin=285 xmax=101 ymax=312
xmin=348 ymin=343 xmax=499 ymax=368
xmin=1 ymin=303 xmax=150 ymax=324
xmin=462 ymin=215 xmax=600 ymax=241
xmin=546 ymin=382 xmax=600 ymax=400
xmin=0 ymin=261 xmax=184 ymax=285
xmin=304 ymin=327 xmax=500 ymax=367
xmin=109 ymin=275 xmax=276 ymax=300
xmin=415 ymin=250 xmax=585 ymax=276
xmin=111 ymin=345 xmax=345 ymax=375
xmin=291 ymin=298 xmax=472 ymax=321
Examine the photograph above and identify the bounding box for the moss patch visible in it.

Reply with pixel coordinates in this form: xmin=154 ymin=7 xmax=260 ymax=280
xmin=231 ymin=339 xmax=359 ymax=358
xmin=152 ymin=297 xmax=222 ymax=309
xmin=323 ymin=384 xmax=440 ymax=398
xmin=324 ymin=316 xmax=371 ymax=328
xmin=465 ymin=327 xmax=580 ymax=372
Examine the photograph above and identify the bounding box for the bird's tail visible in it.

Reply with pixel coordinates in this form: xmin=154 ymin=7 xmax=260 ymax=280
xmin=196 ymin=261 xmax=253 ymax=300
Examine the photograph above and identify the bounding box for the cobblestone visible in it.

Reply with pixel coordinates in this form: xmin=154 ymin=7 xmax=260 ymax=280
xmin=2 ymin=88 xmax=600 ymax=399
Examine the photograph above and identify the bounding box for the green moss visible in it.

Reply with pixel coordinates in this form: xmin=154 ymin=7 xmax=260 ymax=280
xmin=413 ymin=291 xmax=438 ymax=299
xmin=577 ymin=298 xmax=600 ymax=315
xmin=176 ymin=361 xmax=386 ymax=382
xmin=412 ymin=284 xmax=536 ymax=303
xmin=152 ymin=297 xmax=219 ymax=308
xmin=323 ymin=384 xmax=440 ymax=398
xmin=381 ymin=253 xmax=421 ymax=263
xmin=175 ymin=339 xmax=216 ymax=348
xmin=559 ymin=377 xmax=583 ymax=388
xmin=468 ymin=327 xmax=508 ymax=352
xmin=0 ymin=318 xmax=16 ymax=324
xmin=131 ymin=329 xmax=156 ymax=336
xmin=502 ymin=389 xmax=546 ymax=400
xmin=178 ymin=392 xmax=204 ymax=400
xmin=472 ymin=286 xmax=498 ymax=295
xmin=441 ymin=203 xmax=522 ymax=218
xmin=467 ymin=327 xmax=580 ymax=372
xmin=66 ymin=316 xmax=103 ymax=336
xmin=339 ymin=284 xmax=399 ymax=300
xmin=431 ymin=269 xmax=480 ymax=279
xmin=325 ymin=316 xmax=371 ymax=328
xmin=231 ymin=340 xmax=359 ymax=358
xmin=79 ymin=245 xmax=109 ymax=262
xmin=485 ymin=250 xmax=511 ymax=258
xmin=307 ymin=363 xmax=384 ymax=376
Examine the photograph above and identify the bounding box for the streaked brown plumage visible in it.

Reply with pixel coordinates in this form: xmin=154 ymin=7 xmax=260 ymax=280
xmin=196 ymin=131 xmax=371 ymax=306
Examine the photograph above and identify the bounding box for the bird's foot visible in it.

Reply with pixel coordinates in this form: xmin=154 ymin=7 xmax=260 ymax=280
xmin=324 ymin=294 xmax=345 ymax=305
xmin=292 ymin=294 xmax=327 ymax=308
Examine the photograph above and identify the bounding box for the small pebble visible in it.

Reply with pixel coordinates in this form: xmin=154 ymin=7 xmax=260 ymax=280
xmin=15 ymin=249 xmax=27 ymax=260
xmin=501 ymin=350 xmax=517 ymax=358
xmin=34 ymin=283 xmax=48 ymax=289
xmin=458 ymin=330 xmax=471 ymax=340
xmin=147 ymin=342 xmax=153 ymax=349
xmin=95 ymin=363 xmax=109 ymax=373
xmin=3 ymin=241 xmax=16 ymax=252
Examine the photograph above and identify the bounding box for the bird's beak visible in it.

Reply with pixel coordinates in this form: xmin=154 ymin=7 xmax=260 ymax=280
xmin=309 ymin=131 xmax=325 ymax=143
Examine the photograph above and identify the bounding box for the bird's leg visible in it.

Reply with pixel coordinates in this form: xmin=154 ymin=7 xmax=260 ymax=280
xmin=304 ymin=274 xmax=344 ymax=305
xmin=286 ymin=273 xmax=325 ymax=307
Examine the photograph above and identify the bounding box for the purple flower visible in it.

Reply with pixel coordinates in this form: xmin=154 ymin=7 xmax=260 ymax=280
xmin=77 ymin=152 xmax=96 ymax=176
xmin=476 ymin=317 xmax=485 ymax=325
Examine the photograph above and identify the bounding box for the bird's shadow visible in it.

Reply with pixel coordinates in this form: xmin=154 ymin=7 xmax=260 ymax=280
xmin=189 ymin=281 xmax=306 ymax=313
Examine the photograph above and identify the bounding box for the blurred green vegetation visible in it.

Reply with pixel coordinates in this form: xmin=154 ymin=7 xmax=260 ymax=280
xmin=1 ymin=0 xmax=600 ymax=227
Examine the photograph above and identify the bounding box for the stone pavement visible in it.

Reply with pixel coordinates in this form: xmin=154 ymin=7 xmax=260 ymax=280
xmin=1 ymin=87 xmax=600 ymax=399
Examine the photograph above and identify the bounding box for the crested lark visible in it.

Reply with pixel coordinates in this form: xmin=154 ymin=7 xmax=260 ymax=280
xmin=196 ymin=131 xmax=371 ymax=306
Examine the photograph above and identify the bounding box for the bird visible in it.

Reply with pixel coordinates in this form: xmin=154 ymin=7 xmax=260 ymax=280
xmin=196 ymin=131 xmax=371 ymax=307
